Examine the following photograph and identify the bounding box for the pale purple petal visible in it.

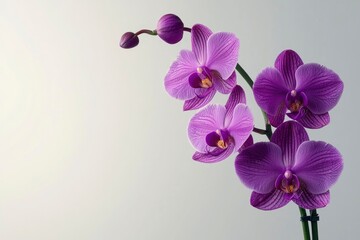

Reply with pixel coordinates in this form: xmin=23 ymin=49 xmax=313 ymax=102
xmin=274 ymin=49 xmax=303 ymax=89
xmin=224 ymin=85 xmax=246 ymax=126
xmin=212 ymin=71 xmax=237 ymax=94
xmin=191 ymin=24 xmax=212 ymax=65
xmin=227 ymin=104 xmax=254 ymax=151
xmin=295 ymin=108 xmax=330 ymax=129
xmin=183 ymin=88 xmax=216 ymax=111
xmin=295 ymin=63 xmax=344 ymax=114
xmin=188 ymin=105 xmax=226 ymax=152
xmin=206 ymin=32 xmax=239 ymax=79
xmin=235 ymin=142 xmax=285 ymax=194
xmin=293 ymin=189 xmax=330 ymax=209
xmin=271 ymin=121 xmax=309 ymax=168
xmin=193 ymin=143 xmax=235 ymax=163
xmin=250 ymin=190 xmax=290 ymax=211
xmin=267 ymin=102 xmax=286 ymax=127
xmin=164 ymin=50 xmax=198 ymax=100
xmin=253 ymin=68 xmax=289 ymax=116
xmin=293 ymin=141 xmax=343 ymax=194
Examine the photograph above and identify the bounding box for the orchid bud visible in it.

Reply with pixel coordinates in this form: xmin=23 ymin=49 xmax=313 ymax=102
xmin=156 ymin=14 xmax=184 ymax=44
xmin=119 ymin=32 xmax=139 ymax=49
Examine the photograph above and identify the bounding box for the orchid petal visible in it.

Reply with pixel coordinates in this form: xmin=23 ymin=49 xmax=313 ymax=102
xmin=164 ymin=50 xmax=198 ymax=100
xmin=206 ymin=32 xmax=239 ymax=79
xmin=238 ymin=135 xmax=254 ymax=152
xmin=293 ymin=141 xmax=343 ymax=194
xmin=191 ymin=24 xmax=212 ymax=65
xmin=212 ymin=71 xmax=237 ymax=94
xmin=274 ymin=49 xmax=303 ymax=89
xmin=235 ymin=142 xmax=284 ymax=194
xmin=227 ymin=104 xmax=254 ymax=151
xmin=193 ymin=142 xmax=235 ymax=163
xmin=253 ymin=68 xmax=289 ymax=116
xmin=293 ymin=189 xmax=330 ymax=209
xmin=250 ymin=190 xmax=290 ymax=211
xmin=267 ymin=102 xmax=286 ymax=127
xmin=188 ymin=105 xmax=226 ymax=152
xmin=224 ymin=85 xmax=246 ymax=126
xmin=183 ymin=88 xmax=216 ymax=111
xmin=296 ymin=108 xmax=330 ymax=129
xmin=296 ymin=63 xmax=344 ymax=114
xmin=271 ymin=121 xmax=309 ymax=168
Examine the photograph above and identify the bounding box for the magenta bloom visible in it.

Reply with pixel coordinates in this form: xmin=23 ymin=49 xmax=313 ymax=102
xmin=165 ymin=24 xmax=240 ymax=111
xmin=253 ymin=50 xmax=343 ymax=129
xmin=235 ymin=121 xmax=343 ymax=210
xmin=188 ymin=86 xmax=253 ymax=163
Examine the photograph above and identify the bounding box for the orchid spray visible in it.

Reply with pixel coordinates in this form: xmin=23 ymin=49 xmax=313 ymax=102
xmin=120 ymin=14 xmax=344 ymax=240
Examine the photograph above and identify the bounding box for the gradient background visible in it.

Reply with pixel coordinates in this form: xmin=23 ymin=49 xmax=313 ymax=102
xmin=0 ymin=0 xmax=359 ymax=239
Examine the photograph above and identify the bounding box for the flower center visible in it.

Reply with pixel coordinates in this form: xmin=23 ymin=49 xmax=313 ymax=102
xmin=189 ymin=67 xmax=213 ymax=89
xmin=206 ymin=129 xmax=230 ymax=149
xmin=285 ymin=90 xmax=308 ymax=113
xmin=275 ymin=170 xmax=300 ymax=194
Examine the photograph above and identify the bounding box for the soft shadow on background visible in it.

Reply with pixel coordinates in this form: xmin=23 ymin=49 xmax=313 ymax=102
xmin=0 ymin=0 xmax=359 ymax=239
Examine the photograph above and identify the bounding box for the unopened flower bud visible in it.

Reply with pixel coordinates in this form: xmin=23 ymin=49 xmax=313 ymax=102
xmin=156 ymin=14 xmax=184 ymax=44
xmin=120 ymin=32 xmax=139 ymax=49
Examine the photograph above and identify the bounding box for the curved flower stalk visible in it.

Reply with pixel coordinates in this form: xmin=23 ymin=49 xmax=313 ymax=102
xmin=235 ymin=121 xmax=343 ymax=210
xmin=253 ymin=50 xmax=343 ymax=129
xmin=188 ymin=85 xmax=253 ymax=163
xmin=165 ymin=24 xmax=240 ymax=110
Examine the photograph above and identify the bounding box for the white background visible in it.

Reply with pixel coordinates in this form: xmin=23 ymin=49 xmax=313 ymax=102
xmin=0 ymin=0 xmax=359 ymax=239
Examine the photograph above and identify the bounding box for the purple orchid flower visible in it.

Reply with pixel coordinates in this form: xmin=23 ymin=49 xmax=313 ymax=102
xmin=165 ymin=24 xmax=240 ymax=111
xmin=253 ymin=49 xmax=344 ymax=129
xmin=188 ymin=85 xmax=253 ymax=163
xmin=235 ymin=121 xmax=343 ymax=210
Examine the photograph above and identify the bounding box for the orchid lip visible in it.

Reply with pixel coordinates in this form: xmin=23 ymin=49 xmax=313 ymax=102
xmin=206 ymin=129 xmax=230 ymax=149
xmin=285 ymin=90 xmax=308 ymax=113
xmin=275 ymin=171 xmax=300 ymax=194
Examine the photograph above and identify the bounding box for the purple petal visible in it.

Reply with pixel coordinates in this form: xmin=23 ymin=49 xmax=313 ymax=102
xmin=267 ymin=102 xmax=286 ymax=127
xmin=250 ymin=190 xmax=290 ymax=211
xmin=292 ymin=189 xmax=330 ymax=209
xmin=224 ymin=85 xmax=246 ymax=126
xmin=238 ymin=134 xmax=254 ymax=152
xmin=192 ymin=143 xmax=235 ymax=163
xmin=292 ymin=141 xmax=343 ymax=194
xmin=183 ymin=88 xmax=216 ymax=111
xmin=295 ymin=63 xmax=344 ymax=114
xmin=227 ymin=104 xmax=254 ymax=151
xmin=235 ymin=142 xmax=285 ymax=194
xmin=253 ymin=68 xmax=289 ymax=116
xmin=191 ymin=24 xmax=212 ymax=65
xmin=212 ymin=71 xmax=237 ymax=94
xmin=188 ymin=105 xmax=226 ymax=152
xmin=164 ymin=50 xmax=198 ymax=100
xmin=295 ymin=108 xmax=330 ymax=129
xmin=206 ymin=32 xmax=239 ymax=79
xmin=271 ymin=121 xmax=309 ymax=168
xmin=274 ymin=49 xmax=303 ymax=89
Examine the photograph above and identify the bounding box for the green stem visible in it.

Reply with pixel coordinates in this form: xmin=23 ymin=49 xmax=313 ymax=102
xmin=299 ymin=208 xmax=311 ymax=240
xmin=310 ymin=210 xmax=319 ymax=240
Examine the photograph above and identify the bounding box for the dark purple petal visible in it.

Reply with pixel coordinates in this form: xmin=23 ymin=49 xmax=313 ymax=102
xmin=295 ymin=108 xmax=330 ymax=129
xmin=271 ymin=121 xmax=309 ymax=168
xmin=206 ymin=32 xmax=239 ymax=79
xmin=188 ymin=105 xmax=226 ymax=152
xmin=191 ymin=24 xmax=212 ymax=65
xmin=292 ymin=189 xmax=330 ymax=209
xmin=295 ymin=63 xmax=344 ymax=114
xmin=274 ymin=49 xmax=304 ymax=89
xmin=183 ymin=88 xmax=216 ymax=111
xmin=235 ymin=142 xmax=285 ymax=194
xmin=292 ymin=141 xmax=343 ymax=194
xmin=193 ymin=143 xmax=235 ymax=163
xmin=267 ymin=102 xmax=286 ymax=127
xmin=224 ymin=85 xmax=246 ymax=126
xmin=250 ymin=190 xmax=290 ymax=211
xmin=238 ymin=134 xmax=254 ymax=152
xmin=253 ymin=68 xmax=289 ymax=116
xmin=165 ymin=50 xmax=198 ymax=100
xmin=227 ymin=104 xmax=254 ymax=151
xmin=212 ymin=71 xmax=237 ymax=94
xmin=156 ymin=14 xmax=184 ymax=44
xmin=119 ymin=32 xmax=139 ymax=49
